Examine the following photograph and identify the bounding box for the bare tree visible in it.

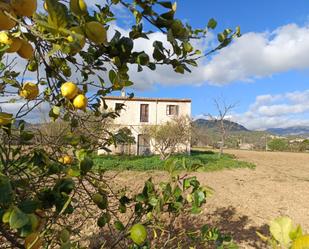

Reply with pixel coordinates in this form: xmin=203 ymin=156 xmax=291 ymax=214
xmin=208 ymin=98 xmax=237 ymax=156
xmin=143 ymin=116 xmax=191 ymax=160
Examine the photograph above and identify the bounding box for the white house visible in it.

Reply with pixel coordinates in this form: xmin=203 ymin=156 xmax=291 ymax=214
xmin=98 ymin=94 xmax=191 ymax=155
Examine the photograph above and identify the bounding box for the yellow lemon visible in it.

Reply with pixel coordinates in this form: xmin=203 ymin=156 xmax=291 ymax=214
xmin=0 ymin=32 xmax=22 ymax=52
xmin=61 ymin=82 xmax=78 ymax=100
xmin=85 ymin=21 xmax=107 ymax=44
xmin=59 ymin=155 xmax=73 ymax=165
xmin=7 ymin=38 xmax=22 ymax=52
xmin=292 ymin=235 xmax=309 ymax=249
xmin=19 ymin=82 xmax=39 ymax=100
xmin=63 ymin=155 xmax=73 ymax=165
xmin=17 ymin=39 xmax=34 ymax=59
xmin=11 ymin=0 xmax=37 ymax=17
xmin=130 ymin=224 xmax=147 ymax=246
xmin=0 ymin=3 xmax=16 ymax=30
xmin=70 ymin=0 xmax=87 ymax=16
xmin=73 ymin=94 xmax=88 ymax=110
xmin=0 ymin=31 xmax=12 ymax=44
xmin=0 ymin=112 xmax=13 ymax=125
xmin=24 ymin=232 xmax=43 ymax=249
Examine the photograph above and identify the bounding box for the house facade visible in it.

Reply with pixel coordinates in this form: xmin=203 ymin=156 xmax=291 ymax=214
xmin=98 ymin=95 xmax=191 ymax=155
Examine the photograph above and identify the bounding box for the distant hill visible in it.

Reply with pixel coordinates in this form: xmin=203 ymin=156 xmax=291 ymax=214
xmin=266 ymin=126 xmax=309 ymax=136
xmin=193 ymin=119 xmax=249 ymax=132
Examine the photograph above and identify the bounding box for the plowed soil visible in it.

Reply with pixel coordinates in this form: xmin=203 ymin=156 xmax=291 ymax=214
xmin=113 ymin=150 xmax=309 ymax=248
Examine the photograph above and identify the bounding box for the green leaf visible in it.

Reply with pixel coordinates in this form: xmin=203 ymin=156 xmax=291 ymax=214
xmin=167 ymin=28 xmax=176 ymax=44
xmin=19 ymin=222 xmax=33 ymax=237
xmin=148 ymin=63 xmax=156 ymax=70
xmin=67 ymin=167 xmax=80 ymax=177
xmin=109 ymin=70 xmax=117 ymax=84
xmin=190 ymin=206 xmax=201 ymax=214
xmin=19 ymin=199 xmax=40 ymax=214
xmin=2 ymin=209 xmax=12 ymax=223
xmin=0 ymin=175 xmax=13 ymax=205
xmin=183 ymin=176 xmax=199 ymax=190
xmin=31 ymin=149 xmax=50 ymax=167
xmin=185 ymin=59 xmax=198 ymax=67
xmin=80 ymin=157 xmax=93 ymax=175
xmin=20 ymin=131 xmax=34 ymax=142
xmin=136 ymin=194 xmax=146 ymax=203
xmin=269 ymin=216 xmax=293 ymax=247
xmin=153 ymin=48 xmax=165 ymax=61
xmin=49 ymin=106 xmax=61 ymax=120
xmin=175 ymin=65 xmax=184 ymax=74
xmin=223 ymin=28 xmax=232 ymax=36
xmin=149 ymin=197 xmax=159 ymax=207
xmin=118 ymin=203 xmax=126 ymax=213
xmin=136 ymin=52 xmax=149 ymax=66
xmin=47 ymin=0 xmax=68 ymax=30
xmin=163 ymin=183 xmax=172 ymax=201
xmin=183 ymin=42 xmax=193 ymax=53
xmin=193 ymin=189 xmax=205 ymax=207
xmin=97 ymin=213 xmax=111 ymax=227
xmin=76 ymin=149 xmax=87 ymax=161
xmin=158 ymin=1 xmax=173 ymax=9
xmin=235 ymin=26 xmax=241 ymax=37
xmin=289 ymin=225 xmax=303 ymax=240
xmin=217 ymin=33 xmax=226 ymax=43
xmin=63 ymin=133 xmax=80 ymax=146
xmin=207 ymin=18 xmax=217 ymax=29
xmin=60 ymin=241 xmax=71 ymax=249
xmin=54 ymin=178 xmax=75 ymax=194
xmin=9 ymin=207 xmax=29 ymax=229
xmin=173 ymin=186 xmax=182 ymax=199
xmin=60 ymin=228 xmax=70 ymax=243
xmin=133 ymin=10 xmax=142 ymax=24
xmin=114 ymin=220 xmax=125 ymax=231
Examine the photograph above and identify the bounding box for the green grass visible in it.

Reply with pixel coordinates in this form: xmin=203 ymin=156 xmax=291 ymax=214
xmin=93 ymin=150 xmax=255 ymax=172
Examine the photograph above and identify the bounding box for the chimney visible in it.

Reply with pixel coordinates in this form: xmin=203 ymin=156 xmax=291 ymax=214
xmin=121 ymin=88 xmax=126 ymax=97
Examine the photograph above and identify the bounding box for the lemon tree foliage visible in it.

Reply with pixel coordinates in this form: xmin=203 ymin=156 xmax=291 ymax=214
xmin=257 ymin=216 xmax=309 ymax=249
xmin=0 ymin=0 xmax=241 ymax=248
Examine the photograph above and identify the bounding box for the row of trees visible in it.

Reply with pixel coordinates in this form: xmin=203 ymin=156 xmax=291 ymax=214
xmin=268 ymin=138 xmax=309 ymax=152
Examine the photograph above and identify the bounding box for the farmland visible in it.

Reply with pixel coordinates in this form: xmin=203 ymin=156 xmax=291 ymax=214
xmin=106 ymin=149 xmax=309 ymax=248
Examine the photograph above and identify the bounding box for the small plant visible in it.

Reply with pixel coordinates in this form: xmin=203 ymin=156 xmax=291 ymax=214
xmin=257 ymin=216 xmax=309 ymax=249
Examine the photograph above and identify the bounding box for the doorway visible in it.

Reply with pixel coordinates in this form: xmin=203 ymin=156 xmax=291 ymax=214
xmin=137 ymin=134 xmax=151 ymax=155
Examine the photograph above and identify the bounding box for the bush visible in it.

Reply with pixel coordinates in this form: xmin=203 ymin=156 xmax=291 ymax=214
xmin=268 ymin=138 xmax=289 ymax=151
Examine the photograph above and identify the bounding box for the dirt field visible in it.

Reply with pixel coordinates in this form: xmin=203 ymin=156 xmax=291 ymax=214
xmin=114 ymin=150 xmax=309 ymax=248
xmin=200 ymin=150 xmax=309 ymax=248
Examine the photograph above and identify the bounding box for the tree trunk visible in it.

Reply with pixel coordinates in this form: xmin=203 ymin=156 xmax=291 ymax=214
xmin=219 ymin=119 xmax=225 ymax=157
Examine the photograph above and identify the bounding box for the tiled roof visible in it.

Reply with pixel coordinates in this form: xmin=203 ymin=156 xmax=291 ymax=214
xmin=103 ymin=96 xmax=191 ymax=103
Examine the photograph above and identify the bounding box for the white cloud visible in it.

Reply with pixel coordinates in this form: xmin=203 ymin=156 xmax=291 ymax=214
xmin=202 ymin=23 xmax=309 ymax=84
xmin=110 ymin=22 xmax=309 ymax=87
xmin=229 ymin=90 xmax=309 ymax=130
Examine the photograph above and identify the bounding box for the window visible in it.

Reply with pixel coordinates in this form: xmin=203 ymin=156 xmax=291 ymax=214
xmin=166 ymin=105 xmax=179 ymax=116
xmin=140 ymin=104 xmax=149 ymax=122
xmin=115 ymin=103 xmax=123 ymax=112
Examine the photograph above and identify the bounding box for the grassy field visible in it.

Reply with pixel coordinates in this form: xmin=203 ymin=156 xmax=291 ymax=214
xmin=93 ymin=150 xmax=255 ymax=171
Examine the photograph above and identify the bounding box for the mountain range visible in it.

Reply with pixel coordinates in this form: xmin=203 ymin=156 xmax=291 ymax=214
xmin=266 ymin=126 xmax=309 ymax=136
xmin=193 ymin=119 xmax=248 ymax=132
xmin=193 ymin=119 xmax=309 ymax=137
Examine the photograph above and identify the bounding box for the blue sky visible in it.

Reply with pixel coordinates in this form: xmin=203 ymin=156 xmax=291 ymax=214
xmin=120 ymin=1 xmax=309 ymax=130
xmin=2 ymin=1 xmax=309 ymax=130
